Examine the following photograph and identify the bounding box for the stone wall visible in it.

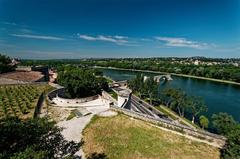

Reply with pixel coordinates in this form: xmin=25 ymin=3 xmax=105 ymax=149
xmin=110 ymin=106 xmax=226 ymax=148
xmin=53 ymin=95 xmax=98 ymax=105
xmin=48 ymin=88 xmax=99 ymax=105
xmin=101 ymin=90 xmax=118 ymax=106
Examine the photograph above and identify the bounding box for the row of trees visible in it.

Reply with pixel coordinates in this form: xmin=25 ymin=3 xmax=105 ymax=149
xmin=161 ymin=88 xmax=207 ymax=124
xmin=81 ymin=59 xmax=240 ymax=83
xmin=0 ymin=54 xmax=15 ymax=73
xmin=19 ymin=58 xmax=240 ymax=83
xmin=128 ymin=74 xmax=207 ymax=125
xmin=57 ymin=66 xmax=108 ymax=98
xmin=128 ymin=74 xmax=240 ymax=158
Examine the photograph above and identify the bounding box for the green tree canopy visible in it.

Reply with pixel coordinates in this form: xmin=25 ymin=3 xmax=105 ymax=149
xmin=0 ymin=117 xmax=81 ymax=159
xmin=57 ymin=66 xmax=108 ymax=98
xmin=0 ymin=54 xmax=15 ymax=73
xmin=212 ymin=112 xmax=236 ymax=135
xmin=186 ymin=96 xmax=207 ymax=124
xmin=211 ymin=113 xmax=240 ymax=159
xmin=199 ymin=115 xmax=209 ymax=129
xmin=221 ymin=124 xmax=240 ymax=159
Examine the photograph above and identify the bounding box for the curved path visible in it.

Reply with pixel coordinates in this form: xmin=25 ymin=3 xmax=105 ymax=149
xmin=55 ymin=97 xmax=116 ymax=159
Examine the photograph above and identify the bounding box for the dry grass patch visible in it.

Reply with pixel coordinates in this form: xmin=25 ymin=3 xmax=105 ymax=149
xmin=83 ymin=114 xmax=220 ymax=159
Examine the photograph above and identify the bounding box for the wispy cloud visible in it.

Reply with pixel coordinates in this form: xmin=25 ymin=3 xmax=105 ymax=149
xmin=155 ymin=36 xmax=211 ymax=49
xmin=1 ymin=21 xmax=17 ymax=26
xmin=140 ymin=38 xmax=153 ymax=42
xmin=10 ymin=34 xmax=65 ymax=40
xmin=18 ymin=28 xmax=34 ymax=34
xmin=78 ymin=34 xmax=130 ymax=45
xmin=114 ymin=35 xmax=128 ymax=39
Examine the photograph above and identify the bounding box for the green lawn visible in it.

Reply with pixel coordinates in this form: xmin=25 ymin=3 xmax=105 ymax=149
xmin=107 ymin=89 xmax=118 ymax=100
xmin=83 ymin=114 xmax=220 ymax=159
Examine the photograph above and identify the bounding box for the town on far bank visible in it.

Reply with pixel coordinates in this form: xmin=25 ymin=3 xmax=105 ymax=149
xmin=1 ymin=53 xmax=240 ymax=159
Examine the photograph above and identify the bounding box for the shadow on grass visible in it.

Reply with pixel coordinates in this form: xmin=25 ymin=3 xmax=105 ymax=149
xmin=87 ymin=152 xmax=108 ymax=159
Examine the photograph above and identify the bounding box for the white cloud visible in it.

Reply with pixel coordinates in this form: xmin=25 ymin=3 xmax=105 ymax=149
xmin=1 ymin=21 xmax=17 ymax=26
xmin=78 ymin=34 xmax=97 ymax=41
xmin=140 ymin=38 xmax=152 ymax=41
xmin=114 ymin=35 xmax=128 ymax=39
xmin=78 ymin=34 xmax=129 ymax=45
xmin=155 ymin=36 xmax=210 ymax=49
xmin=10 ymin=34 xmax=65 ymax=40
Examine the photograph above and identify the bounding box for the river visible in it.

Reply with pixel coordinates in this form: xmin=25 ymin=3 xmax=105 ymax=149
xmin=102 ymin=68 xmax=240 ymax=122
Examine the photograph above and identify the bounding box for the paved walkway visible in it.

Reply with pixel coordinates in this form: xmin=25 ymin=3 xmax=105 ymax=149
xmin=56 ymin=97 xmax=117 ymax=159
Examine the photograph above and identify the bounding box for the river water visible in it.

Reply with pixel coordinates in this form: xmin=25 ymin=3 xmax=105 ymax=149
xmin=102 ymin=68 xmax=240 ymax=122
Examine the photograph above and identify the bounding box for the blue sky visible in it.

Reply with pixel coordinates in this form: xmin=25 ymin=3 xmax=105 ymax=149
xmin=0 ymin=0 xmax=239 ymax=59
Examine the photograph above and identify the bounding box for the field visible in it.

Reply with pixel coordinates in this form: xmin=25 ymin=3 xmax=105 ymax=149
xmin=83 ymin=114 xmax=220 ymax=159
xmin=0 ymin=84 xmax=50 ymax=119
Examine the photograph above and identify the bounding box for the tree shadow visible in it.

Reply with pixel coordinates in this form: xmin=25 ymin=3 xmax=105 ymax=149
xmin=87 ymin=152 xmax=108 ymax=159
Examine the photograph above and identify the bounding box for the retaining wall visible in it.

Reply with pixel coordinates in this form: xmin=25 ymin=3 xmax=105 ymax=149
xmin=110 ymin=106 xmax=226 ymax=148
xmin=47 ymin=88 xmax=98 ymax=105
xmin=101 ymin=90 xmax=118 ymax=106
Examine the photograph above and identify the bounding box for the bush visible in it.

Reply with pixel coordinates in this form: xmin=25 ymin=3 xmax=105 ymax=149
xmin=0 ymin=117 xmax=81 ymax=159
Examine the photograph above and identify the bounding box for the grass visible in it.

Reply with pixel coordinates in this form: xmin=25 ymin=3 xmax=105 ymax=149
xmin=133 ymin=92 xmax=199 ymax=129
xmin=83 ymin=114 xmax=220 ymax=159
xmin=155 ymin=105 xmax=201 ymax=129
xmin=154 ymin=105 xmax=178 ymax=120
xmin=107 ymin=89 xmax=118 ymax=100
xmin=66 ymin=111 xmax=76 ymax=120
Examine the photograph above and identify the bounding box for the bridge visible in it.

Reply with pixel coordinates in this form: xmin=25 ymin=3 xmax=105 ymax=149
xmin=153 ymin=74 xmax=172 ymax=83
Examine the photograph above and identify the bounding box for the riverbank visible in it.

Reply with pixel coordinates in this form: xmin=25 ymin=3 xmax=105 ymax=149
xmin=95 ymin=66 xmax=240 ymax=86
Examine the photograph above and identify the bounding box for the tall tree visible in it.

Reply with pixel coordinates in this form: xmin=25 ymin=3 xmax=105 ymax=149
xmin=171 ymin=89 xmax=187 ymax=117
xmin=187 ymin=96 xmax=207 ymax=124
xmin=143 ymin=76 xmax=158 ymax=104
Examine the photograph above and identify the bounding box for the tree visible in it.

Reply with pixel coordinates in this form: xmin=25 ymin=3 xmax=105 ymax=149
xmin=161 ymin=88 xmax=176 ymax=107
xmin=170 ymin=89 xmax=187 ymax=117
xmin=161 ymin=88 xmax=188 ymax=117
xmin=221 ymin=124 xmax=240 ymax=159
xmin=212 ymin=112 xmax=236 ymax=135
xmin=143 ymin=76 xmax=158 ymax=104
xmin=232 ymin=72 xmax=240 ymax=83
xmin=128 ymin=74 xmax=144 ymax=97
xmin=199 ymin=115 xmax=209 ymax=129
xmin=187 ymin=96 xmax=207 ymax=124
xmin=0 ymin=117 xmax=81 ymax=159
xmin=57 ymin=66 xmax=108 ymax=98
xmin=0 ymin=54 xmax=15 ymax=73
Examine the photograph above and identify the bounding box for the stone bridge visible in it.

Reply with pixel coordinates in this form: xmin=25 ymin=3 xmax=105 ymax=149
xmin=153 ymin=74 xmax=172 ymax=83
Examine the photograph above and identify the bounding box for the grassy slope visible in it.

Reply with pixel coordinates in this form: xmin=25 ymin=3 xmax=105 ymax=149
xmin=83 ymin=114 xmax=220 ymax=159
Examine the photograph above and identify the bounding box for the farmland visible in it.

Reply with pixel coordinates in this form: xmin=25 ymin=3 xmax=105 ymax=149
xmin=0 ymin=84 xmax=50 ymax=119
